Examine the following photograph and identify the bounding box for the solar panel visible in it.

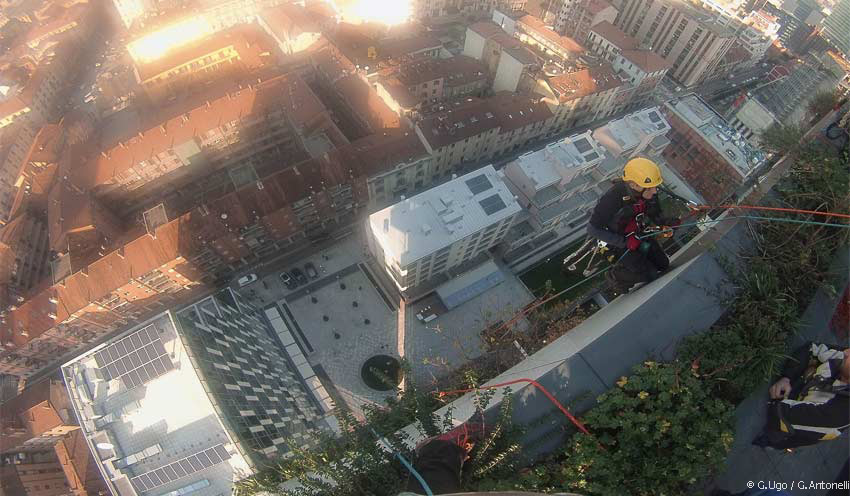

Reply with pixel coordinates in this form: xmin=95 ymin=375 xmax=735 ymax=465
xmin=131 ymin=444 xmax=231 ymax=493
xmin=584 ymin=151 xmax=599 ymax=161
xmin=94 ymin=324 xmax=175 ymax=390
xmin=648 ymin=111 xmax=661 ymax=123
xmin=573 ymin=137 xmax=593 ymax=153
xmin=465 ymin=174 xmax=493 ymax=195
xmin=479 ymin=194 xmax=507 ymax=215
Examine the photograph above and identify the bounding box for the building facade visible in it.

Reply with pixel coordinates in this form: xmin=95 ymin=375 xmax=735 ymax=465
xmin=367 ymin=165 xmax=520 ymax=291
xmin=613 ymin=0 xmax=737 ymax=87
xmin=661 ymin=94 xmax=765 ymax=204
xmin=62 ymin=293 xmax=323 ymax=495
xmin=556 ymin=0 xmax=619 ymax=40
xmin=822 ymin=0 xmax=850 ymax=57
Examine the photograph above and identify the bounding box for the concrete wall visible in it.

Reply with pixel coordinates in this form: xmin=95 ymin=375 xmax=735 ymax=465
xmin=493 ymin=52 xmax=525 ymax=93
xmin=397 ymin=218 xmax=754 ymax=458
xmin=463 ymin=29 xmax=488 ymax=60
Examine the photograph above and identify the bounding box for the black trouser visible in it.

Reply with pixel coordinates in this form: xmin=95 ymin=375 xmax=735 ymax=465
xmin=611 ymin=238 xmax=669 ymax=288
xmin=406 ymin=440 xmax=465 ymax=495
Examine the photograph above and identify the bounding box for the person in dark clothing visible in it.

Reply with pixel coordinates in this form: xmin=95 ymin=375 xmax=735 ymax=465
xmin=405 ymin=414 xmax=486 ymax=495
xmin=753 ymin=342 xmax=850 ymax=450
xmin=586 ymin=158 xmax=677 ymax=293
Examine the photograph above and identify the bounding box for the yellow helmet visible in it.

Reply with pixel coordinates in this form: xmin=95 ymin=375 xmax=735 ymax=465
xmin=622 ymin=157 xmax=663 ymax=188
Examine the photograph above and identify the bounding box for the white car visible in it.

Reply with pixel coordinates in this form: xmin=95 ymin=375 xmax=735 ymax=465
xmin=237 ymin=274 xmax=258 ymax=287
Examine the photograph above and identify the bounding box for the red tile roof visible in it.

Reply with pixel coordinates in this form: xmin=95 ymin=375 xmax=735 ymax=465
xmin=135 ymin=26 xmax=270 ymax=82
xmin=80 ymin=73 xmax=327 ymax=190
xmin=587 ymin=0 xmax=614 ymax=15
xmin=547 ymin=64 xmax=623 ymax=102
xmin=590 ymin=21 xmax=637 ymax=50
xmin=518 ymin=14 xmax=585 ymax=55
xmin=621 ymin=49 xmax=672 ymax=73
xmin=468 ymin=21 xmax=506 ymax=39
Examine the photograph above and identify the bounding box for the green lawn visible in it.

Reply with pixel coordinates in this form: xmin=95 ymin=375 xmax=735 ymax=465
xmin=520 ymin=239 xmax=611 ymax=302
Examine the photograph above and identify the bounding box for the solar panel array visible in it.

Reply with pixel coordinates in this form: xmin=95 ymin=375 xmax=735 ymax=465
xmin=131 ymin=444 xmax=231 ymax=493
xmin=573 ymin=137 xmax=593 ymax=153
xmin=94 ymin=325 xmax=174 ymax=389
xmin=479 ymin=194 xmax=507 ymax=215
xmin=465 ymin=174 xmax=493 ymax=195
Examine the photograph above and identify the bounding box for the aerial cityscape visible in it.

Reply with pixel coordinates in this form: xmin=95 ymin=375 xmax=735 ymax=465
xmin=0 ymin=0 xmax=847 ymax=492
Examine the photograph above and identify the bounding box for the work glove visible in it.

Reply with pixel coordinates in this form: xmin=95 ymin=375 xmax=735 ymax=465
xmin=626 ymin=233 xmax=651 ymax=254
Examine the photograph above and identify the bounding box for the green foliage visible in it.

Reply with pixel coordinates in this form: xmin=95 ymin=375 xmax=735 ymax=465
xmin=759 ymin=122 xmax=805 ymax=156
xmin=678 ymin=137 xmax=849 ymax=402
xmin=806 ymin=90 xmax=840 ymax=120
xmin=559 ymin=362 xmax=735 ymax=496
xmin=235 ymin=368 xmax=524 ymax=496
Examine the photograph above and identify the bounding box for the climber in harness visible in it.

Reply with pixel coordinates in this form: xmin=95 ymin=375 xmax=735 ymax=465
xmin=584 ymin=158 xmax=680 ymax=294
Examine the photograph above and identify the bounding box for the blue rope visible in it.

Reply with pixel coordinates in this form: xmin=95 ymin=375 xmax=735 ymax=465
xmin=368 ymin=427 xmax=433 ymax=496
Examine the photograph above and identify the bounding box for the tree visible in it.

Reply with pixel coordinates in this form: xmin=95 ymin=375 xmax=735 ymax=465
xmin=806 ymin=90 xmax=839 ymax=120
xmin=758 ymin=122 xmax=805 ymax=156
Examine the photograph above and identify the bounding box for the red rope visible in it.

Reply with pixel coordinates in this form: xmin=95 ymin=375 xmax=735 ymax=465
xmin=696 ymin=204 xmax=850 ymax=219
xmin=437 ymin=378 xmax=592 ymax=436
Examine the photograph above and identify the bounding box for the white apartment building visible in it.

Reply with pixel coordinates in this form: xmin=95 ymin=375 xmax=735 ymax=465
xmin=368 ymin=165 xmax=521 ymax=291
xmin=591 ymin=106 xmax=672 ymax=158
xmin=503 ymin=131 xmax=612 ymax=238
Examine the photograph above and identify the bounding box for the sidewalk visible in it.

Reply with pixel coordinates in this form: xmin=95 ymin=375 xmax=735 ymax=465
xmin=704 ymin=249 xmax=849 ymax=495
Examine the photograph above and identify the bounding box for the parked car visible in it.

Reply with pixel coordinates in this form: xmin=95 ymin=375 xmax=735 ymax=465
xmin=280 ymin=271 xmax=296 ymax=289
xmin=237 ymin=274 xmax=258 ymax=287
xmin=304 ymin=262 xmax=318 ymax=279
xmin=291 ymin=268 xmax=308 ymax=285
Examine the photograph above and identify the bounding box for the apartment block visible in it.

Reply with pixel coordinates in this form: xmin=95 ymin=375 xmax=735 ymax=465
xmin=258 ymin=3 xmax=323 ymax=57
xmin=823 ymin=0 xmax=850 ymax=57
xmin=556 ymin=0 xmax=619 ymax=40
xmin=0 ymin=379 xmax=108 ymax=495
xmin=414 ymin=94 xmax=553 ymax=173
xmin=513 ymin=12 xmax=586 ymax=62
xmin=374 ymin=55 xmax=488 ymax=119
xmin=502 ymin=107 xmax=669 ymax=254
xmin=0 ymin=121 xmax=39 ymax=223
xmin=85 ymin=72 xmax=347 ymax=214
xmin=662 ymin=94 xmax=766 ymax=204
xmin=613 ymin=0 xmax=737 ymax=87
xmin=61 ymin=291 xmax=322 ymax=494
xmin=133 ymin=26 xmax=274 ymax=102
xmin=463 ymin=21 xmax=539 ymax=93
xmin=503 ymin=131 xmax=608 ymax=237
xmin=368 ymin=165 xmax=520 ymax=291
xmin=0 ymin=212 xmax=51 ymax=312
xmin=410 ymin=0 xmax=527 ymax=19
xmin=537 ymin=63 xmax=626 ymax=134
xmin=587 ymin=21 xmax=672 ymax=108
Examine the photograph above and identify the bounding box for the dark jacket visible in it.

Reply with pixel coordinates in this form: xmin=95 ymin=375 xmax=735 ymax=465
xmin=767 ymin=342 xmax=849 ymax=448
xmin=586 ymin=180 xmax=665 ymax=249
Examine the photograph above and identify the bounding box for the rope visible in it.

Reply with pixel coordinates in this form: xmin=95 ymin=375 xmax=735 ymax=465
xmin=695 ymin=204 xmax=850 ymax=220
xmin=368 ymin=426 xmax=434 ymax=496
xmin=436 ymin=378 xmax=591 ymax=436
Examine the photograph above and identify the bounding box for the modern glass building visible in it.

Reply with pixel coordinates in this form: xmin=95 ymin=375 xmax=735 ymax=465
xmin=62 ymin=289 xmax=323 ymax=495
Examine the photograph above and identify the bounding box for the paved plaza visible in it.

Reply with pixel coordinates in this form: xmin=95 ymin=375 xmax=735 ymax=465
xmin=255 ymin=233 xmax=536 ymax=414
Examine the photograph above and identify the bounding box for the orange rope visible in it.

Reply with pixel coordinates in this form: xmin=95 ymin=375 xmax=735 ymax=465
xmin=437 ymin=378 xmax=592 ymax=436
xmin=696 ymin=204 xmax=850 ymax=219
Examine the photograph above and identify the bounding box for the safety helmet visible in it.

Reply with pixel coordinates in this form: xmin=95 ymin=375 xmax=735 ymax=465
xmin=622 ymin=157 xmax=663 ymax=188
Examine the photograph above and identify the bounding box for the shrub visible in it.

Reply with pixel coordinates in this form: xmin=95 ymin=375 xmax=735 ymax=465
xmin=559 ymin=361 xmax=734 ymax=496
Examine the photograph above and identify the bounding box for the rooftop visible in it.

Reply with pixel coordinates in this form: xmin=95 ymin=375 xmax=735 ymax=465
xmin=377 ymin=33 xmax=442 ymax=59
xmin=621 ymin=49 xmax=672 ymax=73
xmin=517 ymin=14 xmax=585 ymax=56
xmin=134 ymin=26 xmax=270 ymax=82
xmin=510 ymin=131 xmax=605 ymax=195
xmin=590 ymin=21 xmax=637 ymax=50
xmin=664 ymin=94 xmax=766 ymax=176
xmin=547 ymin=64 xmax=623 ymax=102
xmin=260 ymin=2 xmax=321 ymax=42
xmin=369 ymin=165 xmax=521 ymax=265
xmin=62 ymin=312 xmax=254 ymax=496
xmin=487 ymin=92 xmax=554 ymax=132
xmin=592 ymin=106 xmax=671 ymax=155
xmin=82 ymin=73 xmax=327 ymax=190
xmin=416 ymin=99 xmax=501 ymax=149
